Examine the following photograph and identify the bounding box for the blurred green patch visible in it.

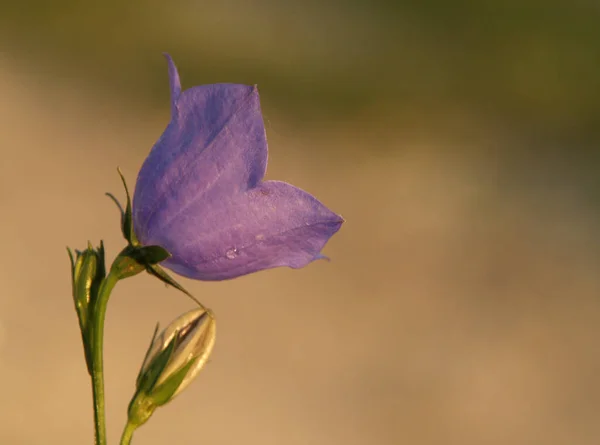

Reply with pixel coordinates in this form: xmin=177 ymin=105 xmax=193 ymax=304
xmin=1 ymin=0 xmax=599 ymax=142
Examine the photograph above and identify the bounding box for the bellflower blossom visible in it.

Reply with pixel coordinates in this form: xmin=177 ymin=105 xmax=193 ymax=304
xmin=132 ymin=54 xmax=343 ymax=281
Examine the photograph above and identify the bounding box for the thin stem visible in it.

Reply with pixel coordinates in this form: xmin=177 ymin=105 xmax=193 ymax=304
xmin=119 ymin=421 xmax=137 ymax=445
xmin=91 ymin=270 xmax=120 ymax=445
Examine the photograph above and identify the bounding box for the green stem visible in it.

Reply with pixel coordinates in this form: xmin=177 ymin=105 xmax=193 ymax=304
xmin=119 ymin=421 xmax=137 ymax=445
xmin=91 ymin=270 xmax=120 ymax=445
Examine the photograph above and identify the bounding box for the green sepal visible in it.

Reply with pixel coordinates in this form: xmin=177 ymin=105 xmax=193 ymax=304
xmin=135 ymin=323 xmax=160 ymax=388
xmin=117 ymin=168 xmax=139 ymax=246
xmin=150 ymin=357 xmax=198 ymax=407
xmin=67 ymin=247 xmax=77 ymax=298
xmin=110 ymin=245 xmax=144 ymax=279
xmin=95 ymin=241 xmax=106 ymax=283
xmin=147 ymin=264 xmax=204 ymax=307
xmin=110 ymin=245 xmax=171 ymax=280
xmin=134 ymin=245 xmax=171 ymax=265
xmin=136 ymin=333 xmax=178 ymax=395
xmin=107 ymin=168 xmax=139 ymax=246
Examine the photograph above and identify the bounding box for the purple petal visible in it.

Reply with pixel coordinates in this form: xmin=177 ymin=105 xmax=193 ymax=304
xmin=132 ymin=55 xmax=343 ymax=281
xmin=133 ymin=57 xmax=267 ymax=240
xmin=143 ymin=180 xmax=343 ymax=281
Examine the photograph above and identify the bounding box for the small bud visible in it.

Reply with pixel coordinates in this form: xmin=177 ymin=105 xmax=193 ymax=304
xmin=127 ymin=308 xmax=216 ymax=428
xmin=67 ymin=241 xmax=106 ymax=374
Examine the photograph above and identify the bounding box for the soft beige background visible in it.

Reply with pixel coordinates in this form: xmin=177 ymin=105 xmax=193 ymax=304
xmin=1 ymin=3 xmax=600 ymax=443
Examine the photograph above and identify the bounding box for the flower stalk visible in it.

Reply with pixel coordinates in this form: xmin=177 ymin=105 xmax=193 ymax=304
xmin=119 ymin=420 xmax=136 ymax=445
xmin=89 ymin=269 xmax=120 ymax=445
xmin=67 ymin=51 xmax=342 ymax=445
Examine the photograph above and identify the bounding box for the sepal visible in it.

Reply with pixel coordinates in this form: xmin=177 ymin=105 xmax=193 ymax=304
xmin=110 ymin=244 xmax=171 ymax=280
xmin=107 ymin=168 xmax=139 ymax=246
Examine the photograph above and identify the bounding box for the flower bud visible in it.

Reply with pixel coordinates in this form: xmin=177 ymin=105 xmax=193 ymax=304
xmin=127 ymin=308 xmax=216 ymax=427
xmin=67 ymin=241 xmax=106 ymax=373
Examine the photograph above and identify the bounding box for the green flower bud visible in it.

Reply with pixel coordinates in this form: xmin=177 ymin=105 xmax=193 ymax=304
xmin=127 ymin=308 xmax=216 ymax=428
xmin=67 ymin=241 xmax=106 ymax=374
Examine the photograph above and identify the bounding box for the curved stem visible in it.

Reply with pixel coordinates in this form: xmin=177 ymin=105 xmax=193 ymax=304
xmin=91 ymin=270 xmax=120 ymax=445
xmin=119 ymin=421 xmax=137 ymax=445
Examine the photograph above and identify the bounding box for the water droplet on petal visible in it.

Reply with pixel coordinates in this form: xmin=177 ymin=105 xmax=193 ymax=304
xmin=225 ymin=248 xmax=239 ymax=259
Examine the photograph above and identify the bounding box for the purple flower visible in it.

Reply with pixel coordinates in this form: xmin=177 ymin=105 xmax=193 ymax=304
xmin=131 ymin=54 xmax=343 ymax=281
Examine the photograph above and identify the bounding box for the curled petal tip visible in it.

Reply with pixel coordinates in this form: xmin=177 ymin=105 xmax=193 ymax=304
xmin=314 ymin=253 xmax=331 ymax=262
xmin=163 ymin=53 xmax=181 ymax=114
xmin=331 ymin=214 xmax=345 ymax=226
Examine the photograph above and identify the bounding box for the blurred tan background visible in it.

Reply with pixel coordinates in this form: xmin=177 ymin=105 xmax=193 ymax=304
xmin=1 ymin=1 xmax=599 ymax=444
